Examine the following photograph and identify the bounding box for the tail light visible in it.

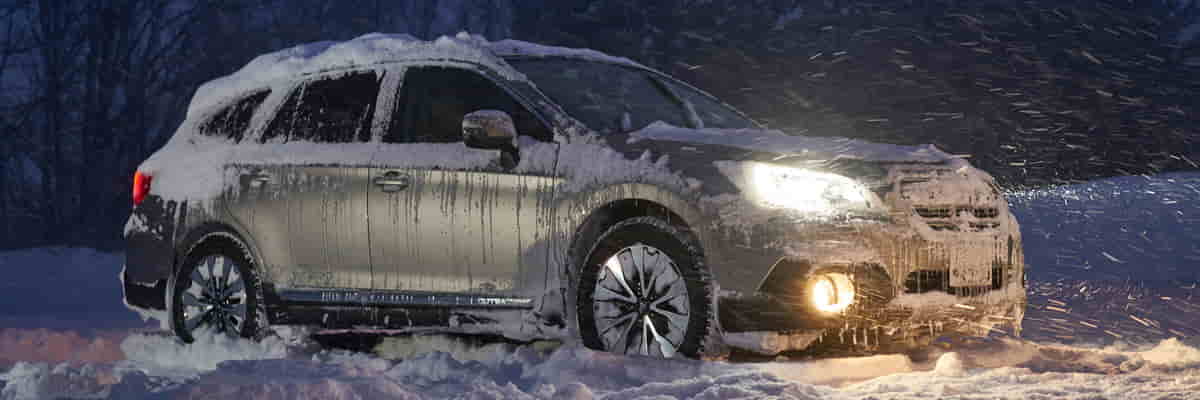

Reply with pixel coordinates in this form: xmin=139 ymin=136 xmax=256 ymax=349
xmin=133 ymin=171 xmax=152 ymax=206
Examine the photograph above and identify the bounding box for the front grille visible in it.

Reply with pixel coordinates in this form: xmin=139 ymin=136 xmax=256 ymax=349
xmin=889 ymin=166 xmax=1005 ymax=233
xmin=972 ymin=207 xmax=1000 ymax=219
xmin=913 ymin=206 xmax=952 ymax=219
xmin=913 ymin=206 xmax=1000 ymax=219
xmin=911 ymin=205 xmax=1003 ymax=232
xmin=969 ymin=221 xmax=1000 ymax=230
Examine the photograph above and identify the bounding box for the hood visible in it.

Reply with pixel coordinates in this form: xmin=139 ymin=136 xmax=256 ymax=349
xmin=625 ymin=122 xmax=962 ymax=165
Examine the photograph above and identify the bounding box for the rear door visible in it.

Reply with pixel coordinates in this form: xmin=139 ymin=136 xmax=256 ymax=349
xmin=368 ymin=65 xmax=557 ymax=298
xmin=229 ymin=69 xmax=383 ymax=289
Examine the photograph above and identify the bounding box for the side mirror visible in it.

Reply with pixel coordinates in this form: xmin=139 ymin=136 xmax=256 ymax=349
xmin=462 ymin=110 xmax=516 ymax=149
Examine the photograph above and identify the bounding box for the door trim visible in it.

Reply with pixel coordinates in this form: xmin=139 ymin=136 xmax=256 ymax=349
xmin=277 ymin=288 xmax=534 ymax=309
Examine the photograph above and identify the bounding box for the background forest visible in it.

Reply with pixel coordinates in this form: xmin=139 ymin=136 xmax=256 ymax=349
xmin=1 ymin=0 xmax=1198 ymax=249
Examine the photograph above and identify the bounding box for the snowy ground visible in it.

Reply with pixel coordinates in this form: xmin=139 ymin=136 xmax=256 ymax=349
xmin=2 ymin=172 xmax=1199 ymax=399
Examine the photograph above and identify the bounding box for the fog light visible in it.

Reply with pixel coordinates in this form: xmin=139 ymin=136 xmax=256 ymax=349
xmin=810 ymin=273 xmax=855 ymax=313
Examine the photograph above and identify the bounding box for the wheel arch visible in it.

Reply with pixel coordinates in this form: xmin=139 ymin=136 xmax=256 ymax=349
xmin=561 ymin=183 xmax=711 ymax=281
xmin=556 ymin=183 xmax=719 ymax=342
xmin=168 ymin=221 xmax=271 ymax=342
xmin=559 ymin=182 xmax=729 ymax=358
xmin=173 ymin=222 xmax=261 ymax=278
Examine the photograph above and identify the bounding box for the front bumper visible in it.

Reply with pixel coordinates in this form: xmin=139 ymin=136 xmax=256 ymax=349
xmin=715 ymin=164 xmax=1026 ymax=348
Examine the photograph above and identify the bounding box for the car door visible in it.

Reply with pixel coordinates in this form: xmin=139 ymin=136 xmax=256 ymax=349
xmin=368 ymin=64 xmax=557 ymax=298
xmin=229 ymin=69 xmax=382 ymax=289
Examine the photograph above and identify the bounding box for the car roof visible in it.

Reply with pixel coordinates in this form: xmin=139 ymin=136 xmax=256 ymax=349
xmin=187 ymin=32 xmax=649 ymax=119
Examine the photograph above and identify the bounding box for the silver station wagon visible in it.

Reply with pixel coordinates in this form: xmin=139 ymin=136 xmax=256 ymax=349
xmin=122 ymin=33 xmax=1025 ymax=359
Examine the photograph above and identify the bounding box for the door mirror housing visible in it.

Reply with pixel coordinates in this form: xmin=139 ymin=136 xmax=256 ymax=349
xmin=462 ymin=110 xmax=517 ymax=149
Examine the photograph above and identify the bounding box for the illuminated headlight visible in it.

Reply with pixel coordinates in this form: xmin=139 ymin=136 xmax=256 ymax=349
xmin=808 ymin=273 xmax=855 ymax=313
xmin=750 ymin=163 xmax=872 ymax=213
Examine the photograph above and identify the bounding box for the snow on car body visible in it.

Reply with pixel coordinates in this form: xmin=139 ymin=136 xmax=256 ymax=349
xmin=122 ymin=32 xmax=1025 ymax=358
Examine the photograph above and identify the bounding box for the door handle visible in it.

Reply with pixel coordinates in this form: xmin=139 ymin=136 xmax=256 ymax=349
xmin=245 ymin=172 xmax=272 ymax=188
xmin=373 ymin=171 xmax=411 ymax=192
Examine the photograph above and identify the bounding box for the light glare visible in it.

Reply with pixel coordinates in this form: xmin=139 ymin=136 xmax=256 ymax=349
xmin=810 ymin=273 xmax=855 ymax=313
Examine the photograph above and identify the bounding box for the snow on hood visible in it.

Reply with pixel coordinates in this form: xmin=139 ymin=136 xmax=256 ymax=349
xmin=629 ymin=121 xmax=964 ymax=165
xmin=188 ymin=33 xmax=647 ymax=119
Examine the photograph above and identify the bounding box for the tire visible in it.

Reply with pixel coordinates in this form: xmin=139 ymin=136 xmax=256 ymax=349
xmin=575 ymin=216 xmax=716 ymax=359
xmin=167 ymin=236 xmax=264 ymax=343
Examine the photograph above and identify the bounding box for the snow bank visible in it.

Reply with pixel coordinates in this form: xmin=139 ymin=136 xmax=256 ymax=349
xmin=5 ymin=333 xmax=1199 ymax=399
xmin=755 ymin=354 xmax=915 ymax=387
xmin=118 ymin=330 xmax=289 ymax=380
xmin=932 ymin=352 xmax=966 ymax=376
xmin=1138 ymin=338 xmax=1200 ymax=372
xmin=834 ymin=338 xmax=1200 ymax=399
xmin=170 ymin=341 xmax=827 ymax=400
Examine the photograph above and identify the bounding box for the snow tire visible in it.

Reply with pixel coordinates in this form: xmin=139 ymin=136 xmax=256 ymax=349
xmin=575 ymin=216 xmax=717 ymax=359
xmin=167 ymin=235 xmax=265 ymax=343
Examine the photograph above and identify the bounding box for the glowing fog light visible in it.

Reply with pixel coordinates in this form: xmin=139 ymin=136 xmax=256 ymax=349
xmin=809 ymin=273 xmax=855 ymax=313
xmin=750 ymin=163 xmax=870 ymax=213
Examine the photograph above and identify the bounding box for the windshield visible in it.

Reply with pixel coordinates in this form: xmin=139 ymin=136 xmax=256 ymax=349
xmin=507 ymin=58 xmax=756 ymax=133
xmin=661 ymin=80 xmax=758 ymax=130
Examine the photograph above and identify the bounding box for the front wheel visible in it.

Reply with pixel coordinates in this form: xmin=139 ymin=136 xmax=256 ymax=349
xmin=575 ymin=216 xmax=716 ymax=358
xmin=167 ymin=238 xmax=263 ymax=343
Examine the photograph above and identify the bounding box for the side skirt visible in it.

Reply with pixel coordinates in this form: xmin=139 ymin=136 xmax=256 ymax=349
xmin=264 ymin=287 xmax=533 ymax=330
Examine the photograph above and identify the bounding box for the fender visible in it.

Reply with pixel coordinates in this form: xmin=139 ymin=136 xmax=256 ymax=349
xmin=556 ymin=182 xmax=711 ymax=270
xmin=173 ymin=222 xmax=260 ymax=279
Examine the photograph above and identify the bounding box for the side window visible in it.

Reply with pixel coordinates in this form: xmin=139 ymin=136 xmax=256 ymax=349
xmin=261 ymin=70 xmax=381 ymax=143
xmin=198 ymin=89 xmax=270 ymax=142
xmin=384 ymin=67 xmax=550 ymax=143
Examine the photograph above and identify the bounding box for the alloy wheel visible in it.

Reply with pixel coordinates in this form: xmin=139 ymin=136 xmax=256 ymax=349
xmin=591 ymin=243 xmax=691 ymax=357
xmin=179 ymin=254 xmax=248 ymax=336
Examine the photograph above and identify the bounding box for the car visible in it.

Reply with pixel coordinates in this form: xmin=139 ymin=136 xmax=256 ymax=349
xmin=122 ymin=33 xmax=1025 ymax=359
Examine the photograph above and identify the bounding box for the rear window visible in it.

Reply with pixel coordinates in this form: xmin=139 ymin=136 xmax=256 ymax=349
xmin=261 ymin=70 xmax=382 ymax=143
xmin=198 ymin=89 xmax=270 ymax=142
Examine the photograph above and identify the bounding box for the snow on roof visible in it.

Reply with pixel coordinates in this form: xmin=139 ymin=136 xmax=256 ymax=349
xmin=485 ymin=39 xmax=644 ymax=67
xmin=187 ymin=32 xmax=646 ymax=119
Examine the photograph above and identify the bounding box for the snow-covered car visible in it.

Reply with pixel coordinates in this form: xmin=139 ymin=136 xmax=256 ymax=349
xmin=122 ymin=33 xmax=1025 ymax=359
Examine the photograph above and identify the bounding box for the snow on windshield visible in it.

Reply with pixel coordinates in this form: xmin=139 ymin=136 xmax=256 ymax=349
xmin=508 ymin=59 xmax=695 ymax=133
xmin=508 ymin=57 xmax=758 ymax=132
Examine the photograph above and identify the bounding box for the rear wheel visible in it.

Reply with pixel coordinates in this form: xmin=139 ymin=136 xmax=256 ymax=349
xmin=576 ymin=217 xmax=716 ymax=358
xmin=168 ymin=238 xmax=263 ymax=343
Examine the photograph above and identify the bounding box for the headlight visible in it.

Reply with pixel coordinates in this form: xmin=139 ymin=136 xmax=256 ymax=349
xmin=749 ymin=163 xmax=873 ymax=213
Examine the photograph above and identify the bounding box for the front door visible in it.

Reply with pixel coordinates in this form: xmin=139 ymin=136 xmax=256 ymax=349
xmin=368 ymin=65 xmax=557 ymax=297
